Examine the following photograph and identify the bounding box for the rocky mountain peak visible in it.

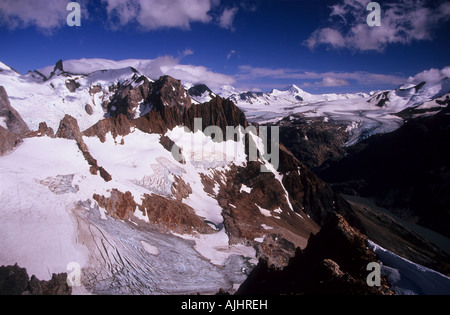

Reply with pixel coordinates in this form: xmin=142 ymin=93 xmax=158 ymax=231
xmin=150 ymin=75 xmax=192 ymax=114
xmin=48 ymin=59 xmax=65 ymax=79
xmin=106 ymin=75 xmax=192 ymax=119
xmin=54 ymin=59 xmax=64 ymax=73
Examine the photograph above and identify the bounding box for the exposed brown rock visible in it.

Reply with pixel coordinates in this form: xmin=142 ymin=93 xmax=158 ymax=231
xmin=56 ymin=114 xmax=83 ymax=142
xmin=236 ymin=213 xmax=393 ymax=295
xmin=0 ymin=86 xmax=29 ymax=136
xmin=85 ymin=104 xmax=94 ymax=115
xmin=89 ymin=85 xmax=102 ymax=95
xmin=184 ymin=96 xmax=248 ymax=136
xmin=149 ymin=75 xmax=192 ymax=115
xmin=139 ymin=194 xmax=214 ymax=235
xmin=24 ymin=122 xmax=55 ymax=138
xmin=93 ymin=189 xmax=137 ymax=221
xmin=56 ymin=114 xmax=112 ymax=182
xmin=0 ymin=126 xmax=22 ymax=156
xmin=83 ymin=114 xmax=133 ymax=143
xmin=0 ymin=264 xmax=71 ymax=295
xmin=0 ymin=86 xmax=29 ymax=155
xmin=65 ymin=79 xmax=80 ymax=93
xmin=171 ymin=176 xmax=193 ymax=201
xmin=92 ymin=188 xmax=213 ymax=235
xmin=208 ymin=163 xmax=319 ymax=267
xmin=275 ymin=115 xmax=348 ymax=170
xmin=106 ymin=75 xmax=151 ymax=119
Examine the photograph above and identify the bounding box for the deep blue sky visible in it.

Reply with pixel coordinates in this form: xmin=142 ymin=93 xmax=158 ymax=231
xmin=0 ymin=0 xmax=449 ymax=93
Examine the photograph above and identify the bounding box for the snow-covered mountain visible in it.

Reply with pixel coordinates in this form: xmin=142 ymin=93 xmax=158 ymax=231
xmin=229 ymin=84 xmax=368 ymax=107
xmin=1 ymin=58 xmax=449 ymax=295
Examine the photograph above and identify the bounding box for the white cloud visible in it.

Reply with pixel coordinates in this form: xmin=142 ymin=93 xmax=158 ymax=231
xmin=218 ymin=7 xmax=238 ymax=30
xmin=0 ymin=0 xmax=88 ymax=31
xmin=407 ymin=67 xmax=450 ymax=85
xmin=305 ymin=0 xmax=450 ymax=52
xmin=103 ymin=0 xmax=216 ymax=30
xmin=161 ymin=64 xmax=236 ymax=90
xmin=304 ymin=28 xmax=346 ymax=51
xmin=316 ymin=77 xmax=350 ymax=87
xmin=226 ymin=50 xmax=237 ymax=60
xmin=236 ymin=65 xmax=406 ymax=87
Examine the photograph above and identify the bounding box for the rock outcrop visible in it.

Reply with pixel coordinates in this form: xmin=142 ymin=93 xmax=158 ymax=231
xmin=56 ymin=114 xmax=112 ymax=182
xmin=236 ymin=213 xmax=393 ymax=295
xmin=0 ymin=264 xmax=71 ymax=295
xmin=0 ymin=86 xmax=29 ymax=135
xmin=0 ymin=86 xmax=29 ymax=155
xmin=24 ymin=122 xmax=55 ymax=138
xmin=106 ymin=75 xmax=191 ymax=119
xmin=93 ymin=189 xmax=214 ymax=235
xmin=274 ymin=115 xmax=349 ymax=170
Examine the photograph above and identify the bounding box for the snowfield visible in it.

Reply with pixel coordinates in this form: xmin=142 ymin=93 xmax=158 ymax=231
xmin=0 ymin=127 xmax=260 ymax=294
xmin=369 ymin=241 xmax=450 ymax=295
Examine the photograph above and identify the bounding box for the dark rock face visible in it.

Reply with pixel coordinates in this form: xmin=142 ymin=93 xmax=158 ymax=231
xmin=236 ymin=214 xmax=393 ymax=295
xmin=0 ymin=264 xmax=71 ymax=295
xmin=184 ymin=97 xmax=248 ymax=137
xmin=106 ymin=74 xmax=151 ymax=119
xmin=0 ymin=126 xmax=21 ymax=156
xmin=93 ymin=189 xmax=137 ymax=221
xmin=0 ymin=86 xmax=29 ymax=155
xmin=106 ymin=75 xmax=191 ymax=119
xmin=0 ymin=86 xmax=29 ymax=136
xmin=65 ymin=79 xmax=80 ymax=93
xmin=318 ymin=105 xmax=450 ymax=239
xmin=213 ymin=161 xmax=319 ymax=267
xmin=47 ymin=59 xmax=65 ymax=79
xmin=274 ymin=115 xmax=348 ymax=170
xmin=187 ymin=84 xmax=213 ymax=98
xmin=24 ymin=122 xmax=55 ymax=138
xmin=93 ymin=189 xmax=214 ymax=235
xmin=83 ymin=114 xmax=133 ymax=143
xmin=85 ymin=104 xmax=94 ymax=115
xmin=149 ymin=76 xmax=192 ymax=114
xmin=369 ymin=91 xmax=390 ymax=108
xmin=88 ymin=95 xmax=248 ymax=144
xmin=139 ymin=193 xmax=214 ymax=235
xmin=56 ymin=114 xmax=84 ymax=142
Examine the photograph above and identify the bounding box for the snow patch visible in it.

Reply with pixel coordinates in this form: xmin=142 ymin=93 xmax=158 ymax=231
xmin=257 ymin=205 xmax=272 ymax=217
xmin=0 ymin=117 xmax=7 ymax=129
xmin=368 ymin=240 xmax=450 ymax=295
xmin=240 ymin=184 xmax=252 ymax=194
xmin=140 ymin=241 xmax=160 ymax=256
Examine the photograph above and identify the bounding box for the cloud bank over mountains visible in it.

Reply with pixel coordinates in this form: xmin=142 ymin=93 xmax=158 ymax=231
xmin=0 ymin=0 xmax=245 ymax=31
xmin=305 ymin=0 xmax=450 ymax=52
